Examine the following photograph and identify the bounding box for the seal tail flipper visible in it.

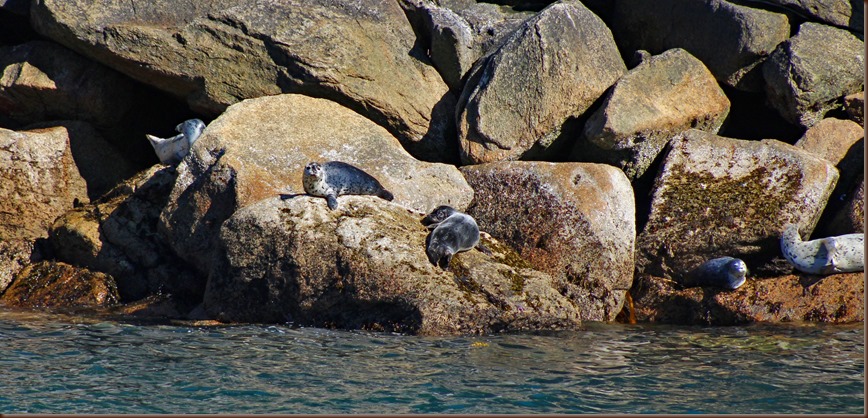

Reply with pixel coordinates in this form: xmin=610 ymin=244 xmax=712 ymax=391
xmin=379 ymin=189 xmax=394 ymax=201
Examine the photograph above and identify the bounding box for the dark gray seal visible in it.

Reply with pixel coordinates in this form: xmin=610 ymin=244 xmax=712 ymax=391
xmin=302 ymin=161 xmax=394 ymax=210
xmin=146 ymin=118 xmax=206 ymax=165
xmin=422 ymin=205 xmax=482 ymax=270
xmin=684 ymin=257 xmax=748 ymax=290
xmin=781 ymin=224 xmax=864 ymax=275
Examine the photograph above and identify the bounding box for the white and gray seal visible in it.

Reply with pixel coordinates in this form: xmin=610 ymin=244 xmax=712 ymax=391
xmin=422 ymin=205 xmax=481 ymax=270
xmin=781 ymin=224 xmax=864 ymax=275
xmin=302 ymin=161 xmax=394 ymax=210
xmin=146 ymin=118 xmax=206 ymax=165
xmin=684 ymin=257 xmax=748 ymax=290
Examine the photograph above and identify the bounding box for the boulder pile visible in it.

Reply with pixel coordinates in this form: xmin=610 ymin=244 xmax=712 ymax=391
xmin=0 ymin=0 xmax=863 ymax=333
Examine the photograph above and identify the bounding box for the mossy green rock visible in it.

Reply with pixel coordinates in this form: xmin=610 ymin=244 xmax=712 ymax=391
xmin=637 ymin=129 xmax=839 ymax=280
xmin=461 ymin=161 xmax=635 ymax=321
xmin=204 ymin=196 xmax=582 ymax=335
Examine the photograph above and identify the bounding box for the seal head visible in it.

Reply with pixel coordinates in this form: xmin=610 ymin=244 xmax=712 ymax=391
xmin=684 ymin=256 xmax=748 ymax=290
xmin=146 ymin=118 xmax=206 ymax=165
xmin=423 ymin=205 xmax=480 ymax=270
xmin=302 ymin=161 xmax=394 ymax=210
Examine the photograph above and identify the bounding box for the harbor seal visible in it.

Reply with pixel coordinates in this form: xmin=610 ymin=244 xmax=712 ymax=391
xmin=684 ymin=257 xmax=748 ymax=290
xmin=146 ymin=118 xmax=206 ymax=165
xmin=302 ymin=161 xmax=394 ymax=210
xmin=781 ymin=224 xmax=864 ymax=275
xmin=422 ymin=205 xmax=482 ymax=270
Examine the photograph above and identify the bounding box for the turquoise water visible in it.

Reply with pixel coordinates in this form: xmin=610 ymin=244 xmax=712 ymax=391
xmin=0 ymin=309 xmax=863 ymax=414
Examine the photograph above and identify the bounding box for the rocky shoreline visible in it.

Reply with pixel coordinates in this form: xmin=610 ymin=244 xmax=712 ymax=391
xmin=0 ymin=0 xmax=863 ymax=335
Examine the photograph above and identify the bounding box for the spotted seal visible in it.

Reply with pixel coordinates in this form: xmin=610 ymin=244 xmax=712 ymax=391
xmin=781 ymin=224 xmax=864 ymax=275
xmin=146 ymin=118 xmax=206 ymax=165
xmin=684 ymin=257 xmax=748 ymax=290
xmin=302 ymin=161 xmax=394 ymax=210
xmin=422 ymin=205 xmax=483 ymax=270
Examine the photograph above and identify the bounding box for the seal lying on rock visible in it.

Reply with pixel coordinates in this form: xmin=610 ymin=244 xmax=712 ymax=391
xmin=683 ymin=257 xmax=748 ymax=290
xmin=146 ymin=118 xmax=206 ymax=165
xmin=422 ymin=205 xmax=485 ymax=270
xmin=302 ymin=161 xmax=394 ymax=210
xmin=781 ymin=224 xmax=864 ymax=275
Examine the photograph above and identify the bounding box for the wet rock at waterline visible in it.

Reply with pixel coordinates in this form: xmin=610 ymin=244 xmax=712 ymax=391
xmin=762 ymin=22 xmax=864 ymax=128
xmin=0 ymin=261 xmax=119 ymax=309
xmin=629 ymin=272 xmax=864 ymax=325
xmin=573 ymin=48 xmax=731 ymax=181
xmin=0 ymin=239 xmax=40 ymax=294
xmin=460 ymin=161 xmax=635 ymax=322
xmin=636 ymin=130 xmax=839 ymax=280
xmin=204 ymin=196 xmax=582 ymax=335
xmin=610 ymin=0 xmax=790 ymax=92
xmin=456 ymin=0 xmax=626 ymax=164
xmin=159 ymin=94 xmax=472 ymax=276
xmin=30 ymin=0 xmax=457 ymax=162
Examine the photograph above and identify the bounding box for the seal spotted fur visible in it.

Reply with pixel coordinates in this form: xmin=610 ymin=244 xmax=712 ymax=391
xmin=781 ymin=224 xmax=864 ymax=275
xmin=302 ymin=161 xmax=393 ymax=210
xmin=146 ymin=118 xmax=206 ymax=165
xmin=422 ymin=205 xmax=484 ymax=270
xmin=684 ymin=257 xmax=748 ymax=290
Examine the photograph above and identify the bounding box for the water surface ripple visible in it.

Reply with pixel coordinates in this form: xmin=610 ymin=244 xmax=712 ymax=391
xmin=0 ymin=310 xmax=863 ymax=413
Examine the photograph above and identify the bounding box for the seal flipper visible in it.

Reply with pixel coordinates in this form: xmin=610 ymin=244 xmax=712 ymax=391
xmin=439 ymin=253 xmax=452 ymax=270
xmin=378 ymin=189 xmax=394 ymax=201
xmin=326 ymin=194 xmax=339 ymax=210
xmin=476 ymin=243 xmax=492 ymax=256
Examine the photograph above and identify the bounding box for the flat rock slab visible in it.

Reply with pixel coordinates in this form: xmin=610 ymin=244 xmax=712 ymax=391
xmin=630 ymin=272 xmax=864 ymax=324
xmin=456 ymin=0 xmax=625 ymax=164
xmin=204 ymin=196 xmax=583 ymax=335
xmin=460 ymin=161 xmax=635 ymax=321
xmin=637 ymin=130 xmax=839 ymax=279
xmin=31 ymin=0 xmax=456 ymax=162
xmin=159 ymin=94 xmax=472 ymax=275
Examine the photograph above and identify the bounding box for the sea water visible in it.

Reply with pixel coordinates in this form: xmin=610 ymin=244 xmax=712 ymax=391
xmin=0 ymin=309 xmax=863 ymax=414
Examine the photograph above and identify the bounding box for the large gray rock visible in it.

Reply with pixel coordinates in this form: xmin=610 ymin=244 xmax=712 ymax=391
xmin=762 ymin=22 xmax=864 ymax=128
xmin=574 ymin=48 xmax=731 ymax=181
xmin=637 ymin=129 xmax=839 ymax=279
xmin=400 ymin=0 xmax=534 ymax=91
xmin=49 ymin=165 xmax=203 ymax=302
xmin=456 ymin=0 xmax=626 ymax=164
xmin=460 ymin=161 xmax=635 ymax=321
xmin=31 ymin=0 xmax=456 ymax=162
xmin=755 ymin=0 xmax=864 ymax=32
xmin=204 ymin=196 xmax=583 ymax=335
xmin=0 ymin=125 xmax=89 ymax=241
xmin=160 ymin=94 xmax=472 ymax=275
xmin=611 ymin=0 xmax=790 ymax=92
